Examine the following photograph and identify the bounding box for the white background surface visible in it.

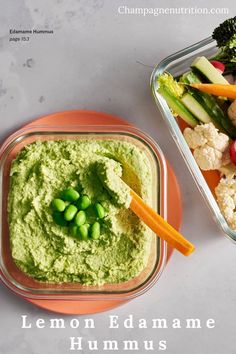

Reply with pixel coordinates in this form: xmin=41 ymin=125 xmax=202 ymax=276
xmin=0 ymin=1 xmax=236 ymax=353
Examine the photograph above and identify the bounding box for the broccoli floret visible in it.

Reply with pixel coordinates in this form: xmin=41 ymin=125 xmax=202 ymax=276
xmin=212 ymin=16 xmax=236 ymax=47
xmin=212 ymin=18 xmax=236 ymax=74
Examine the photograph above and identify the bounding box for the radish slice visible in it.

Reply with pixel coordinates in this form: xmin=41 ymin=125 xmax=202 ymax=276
xmin=230 ymin=140 xmax=236 ymax=166
xmin=210 ymin=60 xmax=225 ymax=74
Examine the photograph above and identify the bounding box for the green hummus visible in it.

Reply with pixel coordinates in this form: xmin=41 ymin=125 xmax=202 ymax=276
xmin=8 ymin=139 xmax=152 ymax=285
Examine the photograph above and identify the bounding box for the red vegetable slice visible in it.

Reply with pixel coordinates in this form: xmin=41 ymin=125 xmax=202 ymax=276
xmin=210 ymin=60 xmax=225 ymax=74
xmin=230 ymin=140 xmax=236 ymax=166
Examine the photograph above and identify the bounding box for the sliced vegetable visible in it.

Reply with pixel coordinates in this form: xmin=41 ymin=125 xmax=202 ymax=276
xmin=230 ymin=140 xmax=236 ymax=166
xmin=210 ymin=60 xmax=225 ymax=74
xmin=157 ymin=74 xmax=199 ymax=127
xmin=191 ymin=83 xmax=236 ymax=100
xmin=180 ymin=71 xmax=236 ymax=138
xmin=180 ymin=93 xmax=212 ymax=123
xmin=191 ymin=56 xmax=229 ymax=84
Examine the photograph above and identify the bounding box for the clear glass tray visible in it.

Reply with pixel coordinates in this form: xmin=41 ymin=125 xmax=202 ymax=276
xmin=151 ymin=37 xmax=236 ymax=243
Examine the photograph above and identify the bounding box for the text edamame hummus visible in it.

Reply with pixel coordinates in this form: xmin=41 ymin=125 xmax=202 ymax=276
xmin=8 ymin=139 xmax=153 ymax=285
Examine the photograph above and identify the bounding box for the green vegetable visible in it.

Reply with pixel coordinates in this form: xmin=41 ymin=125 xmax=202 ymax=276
xmin=212 ymin=16 xmax=236 ymax=73
xmin=157 ymin=73 xmax=199 ymax=127
xmin=191 ymin=56 xmax=229 ymax=84
xmin=76 ymin=195 xmax=91 ymax=210
xmin=180 ymin=71 xmax=236 ymax=138
xmin=212 ymin=16 xmax=236 ymax=47
xmin=64 ymin=205 xmax=78 ymax=221
xmin=158 ymin=72 xmax=185 ymax=98
xmin=51 ymin=198 xmax=66 ymax=212
xmin=75 ymin=210 xmax=86 ymax=226
xmin=61 ymin=188 xmax=80 ymax=202
xmin=180 ymin=93 xmax=212 ymax=123
xmin=69 ymin=224 xmax=78 ymax=237
xmin=53 ymin=211 xmax=67 ymax=226
xmin=94 ymin=203 xmax=105 ymax=219
xmin=78 ymin=224 xmax=89 ymax=240
xmin=90 ymin=221 xmax=100 ymax=240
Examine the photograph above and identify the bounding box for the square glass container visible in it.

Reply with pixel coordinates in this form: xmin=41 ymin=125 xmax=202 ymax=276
xmin=0 ymin=124 xmax=167 ymax=300
xmin=151 ymin=36 xmax=236 ymax=242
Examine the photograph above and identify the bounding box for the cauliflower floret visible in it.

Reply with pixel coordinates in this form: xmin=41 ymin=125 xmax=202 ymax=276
xmin=183 ymin=127 xmax=207 ymax=149
xmin=184 ymin=123 xmax=230 ymax=171
xmin=195 ymin=123 xmax=218 ymax=141
xmin=215 ymin=177 xmax=236 ymax=230
xmin=194 ymin=123 xmax=229 ymax=151
xmin=222 ymin=149 xmax=231 ymax=166
xmin=219 ymin=163 xmax=236 ymax=179
xmin=193 ymin=146 xmax=223 ymax=170
xmin=228 ymin=100 xmax=236 ymax=127
xmin=207 ymin=132 xmax=229 ymax=152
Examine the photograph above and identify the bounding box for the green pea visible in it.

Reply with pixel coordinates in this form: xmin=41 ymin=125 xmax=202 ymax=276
xmin=78 ymin=224 xmax=89 ymax=240
xmin=61 ymin=188 xmax=80 ymax=202
xmin=75 ymin=210 xmax=86 ymax=226
xmin=64 ymin=205 xmax=78 ymax=221
xmin=51 ymin=198 xmax=66 ymax=212
xmin=53 ymin=211 xmax=67 ymax=226
xmin=94 ymin=203 xmax=105 ymax=219
xmin=69 ymin=224 xmax=78 ymax=237
xmin=76 ymin=195 xmax=91 ymax=210
xmin=90 ymin=221 xmax=100 ymax=240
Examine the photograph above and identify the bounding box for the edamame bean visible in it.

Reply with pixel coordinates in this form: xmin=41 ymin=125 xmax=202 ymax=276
xmin=69 ymin=224 xmax=78 ymax=237
xmin=76 ymin=195 xmax=91 ymax=210
xmin=94 ymin=203 xmax=105 ymax=219
xmin=64 ymin=205 xmax=78 ymax=221
xmin=90 ymin=221 xmax=100 ymax=240
xmin=78 ymin=224 xmax=89 ymax=240
xmin=61 ymin=188 xmax=80 ymax=202
xmin=51 ymin=198 xmax=66 ymax=212
xmin=75 ymin=210 xmax=86 ymax=226
xmin=53 ymin=211 xmax=67 ymax=226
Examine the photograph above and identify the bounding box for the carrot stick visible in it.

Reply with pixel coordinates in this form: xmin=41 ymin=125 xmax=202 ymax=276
xmin=130 ymin=190 xmax=195 ymax=256
xmin=190 ymin=83 xmax=236 ymax=99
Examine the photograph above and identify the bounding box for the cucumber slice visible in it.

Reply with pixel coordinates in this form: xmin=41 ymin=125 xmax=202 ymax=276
xmin=191 ymin=56 xmax=229 ymax=85
xmin=180 ymin=93 xmax=212 ymax=123
xmin=180 ymin=71 xmax=236 ymax=138
xmin=158 ymin=86 xmax=199 ymax=127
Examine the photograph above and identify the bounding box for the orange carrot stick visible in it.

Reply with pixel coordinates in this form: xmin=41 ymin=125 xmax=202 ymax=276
xmin=190 ymin=83 xmax=236 ymax=99
xmin=130 ymin=190 xmax=195 ymax=256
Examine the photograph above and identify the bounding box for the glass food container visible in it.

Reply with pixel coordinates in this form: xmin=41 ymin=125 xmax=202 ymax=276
xmin=0 ymin=124 xmax=167 ymax=301
xmin=151 ymin=36 xmax=236 ymax=242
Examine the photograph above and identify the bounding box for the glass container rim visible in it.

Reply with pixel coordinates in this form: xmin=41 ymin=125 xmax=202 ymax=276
xmin=0 ymin=124 xmax=168 ymax=301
